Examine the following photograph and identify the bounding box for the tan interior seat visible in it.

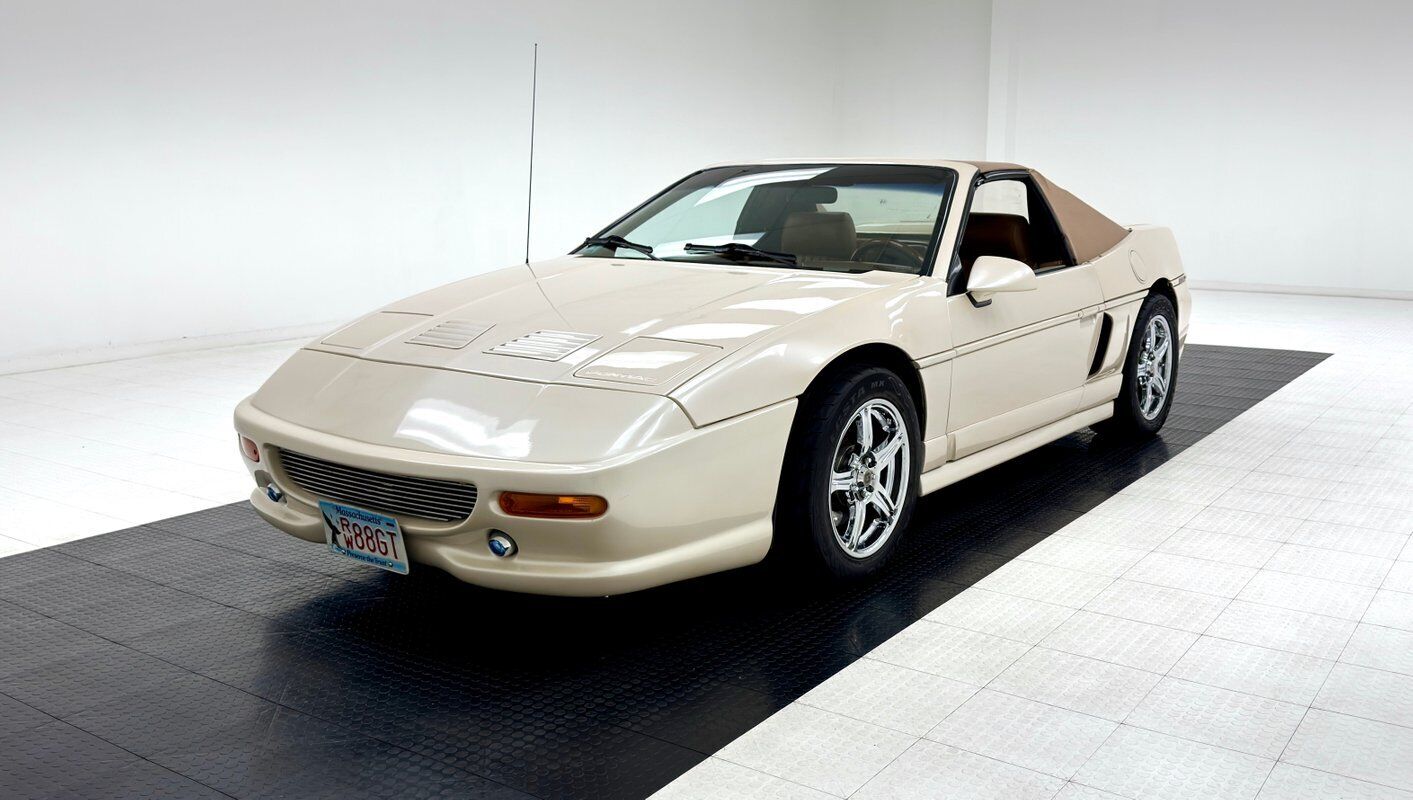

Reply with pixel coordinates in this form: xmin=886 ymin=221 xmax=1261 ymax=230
xmin=779 ymin=211 xmax=857 ymax=261
xmin=960 ymin=212 xmax=1032 ymax=268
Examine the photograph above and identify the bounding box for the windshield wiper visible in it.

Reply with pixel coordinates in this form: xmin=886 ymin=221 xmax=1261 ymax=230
xmin=683 ymin=242 xmax=798 ymax=266
xmin=580 ymin=235 xmax=659 ymax=260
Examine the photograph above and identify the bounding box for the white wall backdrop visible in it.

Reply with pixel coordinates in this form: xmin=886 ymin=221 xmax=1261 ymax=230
xmin=5 ymin=0 xmax=1408 ymax=371
xmin=986 ymin=0 xmax=1413 ymax=297
xmin=0 ymin=0 xmax=992 ymax=371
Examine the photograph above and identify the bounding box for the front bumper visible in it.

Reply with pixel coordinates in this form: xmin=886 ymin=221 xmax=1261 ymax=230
xmin=234 ymin=397 xmax=795 ymax=596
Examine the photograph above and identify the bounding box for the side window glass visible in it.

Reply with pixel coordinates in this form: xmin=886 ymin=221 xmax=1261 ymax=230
xmin=957 ymin=176 xmax=1073 ymax=277
xmin=959 ymin=180 xmax=1033 ymax=272
xmin=971 ymin=180 xmax=1028 ymax=219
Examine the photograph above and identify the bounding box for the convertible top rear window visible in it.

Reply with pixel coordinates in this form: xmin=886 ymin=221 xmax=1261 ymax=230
xmin=584 ymin=164 xmax=957 ymax=275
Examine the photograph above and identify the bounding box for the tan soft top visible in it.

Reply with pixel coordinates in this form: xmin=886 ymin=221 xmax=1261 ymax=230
xmin=967 ymin=161 xmax=1129 ymax=264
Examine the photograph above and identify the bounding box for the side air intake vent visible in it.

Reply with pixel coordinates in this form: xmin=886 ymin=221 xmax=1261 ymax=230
xmin=1089 ymin=313 xmax=1113 ymax=377
xmin=487 ymin=330 xmax=599 ymax=361
xmin=407 ymin=320 xmax=493 ymax=350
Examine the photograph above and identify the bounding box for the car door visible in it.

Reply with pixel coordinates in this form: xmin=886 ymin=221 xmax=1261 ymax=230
xmin=945 ymin=176 xmax=1104 ymax=459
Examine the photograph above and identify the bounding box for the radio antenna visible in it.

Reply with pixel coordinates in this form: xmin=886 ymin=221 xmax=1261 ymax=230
xmin=524 ymin=42 xmax=538 ymax=264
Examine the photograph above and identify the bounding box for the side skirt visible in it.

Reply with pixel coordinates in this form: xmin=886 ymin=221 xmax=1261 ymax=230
xmin=919 ymin=402 xmax=1114 ymax=495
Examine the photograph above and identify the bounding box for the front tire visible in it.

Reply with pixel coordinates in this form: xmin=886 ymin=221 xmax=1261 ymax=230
xmin=1098 ymin=293 xmax=1179 ymax=437
xmin=774 ymin=367 xmax=921 ymax=580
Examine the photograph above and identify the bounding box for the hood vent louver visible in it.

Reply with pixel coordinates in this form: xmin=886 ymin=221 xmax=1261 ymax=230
xmin=406 ymin=320 xmax=493 ymax=350
xmin=487 ymin=330 xmax=600 ymax=361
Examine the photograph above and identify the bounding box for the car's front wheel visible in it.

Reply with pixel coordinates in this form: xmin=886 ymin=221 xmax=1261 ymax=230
xmin=775 ymin=366 xmax=920 ymax=580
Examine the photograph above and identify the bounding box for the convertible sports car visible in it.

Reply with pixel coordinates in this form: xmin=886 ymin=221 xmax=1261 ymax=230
xmin=235 ymin=159 xmax=1188 ymax=595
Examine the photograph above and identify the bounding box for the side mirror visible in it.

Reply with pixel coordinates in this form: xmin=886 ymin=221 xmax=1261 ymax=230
xmin=966 ymin=255 xmax=1036 ymax=307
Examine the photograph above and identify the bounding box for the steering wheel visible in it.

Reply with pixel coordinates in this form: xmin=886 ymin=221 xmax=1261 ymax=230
xmin=851 ymin=238 xmax=925 ymax=270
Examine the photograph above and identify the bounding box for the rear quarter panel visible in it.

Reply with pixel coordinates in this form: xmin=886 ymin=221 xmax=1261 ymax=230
xmin=1078 ymin=225 xmax=1187 ymax=408
xmin=1091 ymin=225 xmax=1185 ymax=302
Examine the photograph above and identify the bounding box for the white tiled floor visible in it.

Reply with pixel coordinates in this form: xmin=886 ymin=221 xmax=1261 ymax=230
xmin=4 ymin=293 xmax=1413 ymax=799
xmin=0 ymin=340 xmax=301 ymax=554
xmin=655 ymin=291 xmax=1413 ymax=800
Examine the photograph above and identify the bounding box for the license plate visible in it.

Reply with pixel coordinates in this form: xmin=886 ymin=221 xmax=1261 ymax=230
xmin=319 ymin=501 xmax=409 ymax=575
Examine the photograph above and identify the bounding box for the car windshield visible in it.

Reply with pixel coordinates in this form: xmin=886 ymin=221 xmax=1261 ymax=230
xmin=579 ymin=164 xmax=957 ymax=274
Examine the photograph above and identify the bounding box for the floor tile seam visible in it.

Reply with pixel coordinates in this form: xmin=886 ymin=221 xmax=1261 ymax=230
xmin=6 ymin=359 xmax=276 ymax=385
xmin=0 ymin=481 xmax=138 ymax=526
xmin=140 ymin=512 xmax=376 ymax=584
xmin=0 ymin=374 xmax=255 ymax=414
xmin=840 ymin=724 xmax=1085 ymax=798
xmin=5 ymin=536 xmax=358 ymax=632
xmin=882 ymin=607 xmax=1088 ymax=781
xmin=1044 ymin=603 xmax=1234 ymax=641
xmin=984 ymin=643 xmax=1406 ymax=724
xmin=1310 ymin=535 xmax=1413 ymax=682
xmin=0 ymin=592 xmax=316 ymax=714
xmin=711 ymin=747 xmax=852 ymax=799
xmin=1259 ymin=451 xmax=1413 ymax=478
xmin=0 ymin=432 xmax=246 ymax=479
xmin=695 ymin=755 xmax=855 ymax=800
xmin=794 ymin=685 xmax=984 ymax=740
xmin=1080 ymin=416 xmax=1302 ymax=796
xmin=0 ymin=400 xmax=235 ymax=445
xmin=48 ymin=613 xmax=541 ymax=800
xmin=869 ymin=616 xmax=1070 ymax=651
xmin=1062 ymin=776 xmax=1142 ymax=800
xmin=1 ymin=343 xmax=303 ymax=382
xmin=1252 ymin=559 xmax=1397 ymax=592
xmin=1117 ymin=707 xmax=1297 ymax=762
xmin=867 ymin=613 xmax=1050 ymax=652
xmin=1229 ymin=480 xmax=1413 ymax=509
xmin=1258 ymin=414 xmax=1378 ymax=789
xmin=927 ymin=611 xmax=1138 ymax=788
xmin=1302 ymin=698 xmax=1413 ymax=733
xmin=1264 ymin=761 xmax=1413 ymax=797
xmin=906 ymin=728 xmax=1087 ymax=785
xmin=942 ymin=680 xmax=1126 ymax=729
xmin=1211 ymin=591 xmax=1377 ymax=625
xmin=0 ymin=688 xmax=65 ymax=732
xmin=0 ymin=420 xmax=209 ymax=458
xmin=0 ymin=444 xmax=228 ymax=508
xmin=0 ymin=691 xmax=243 ymax=799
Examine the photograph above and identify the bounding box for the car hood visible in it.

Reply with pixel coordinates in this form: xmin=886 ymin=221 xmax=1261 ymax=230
xmin=308 ymin=256 xmax=910 ymax=395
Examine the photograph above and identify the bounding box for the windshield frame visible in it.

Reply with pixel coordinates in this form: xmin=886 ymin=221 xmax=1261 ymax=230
xmin=574 ymin=163 xmax=961 ymax=277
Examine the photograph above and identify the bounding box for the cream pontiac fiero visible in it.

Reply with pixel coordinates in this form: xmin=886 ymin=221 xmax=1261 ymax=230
xmin=235 ymin=160 xmax=1188 ymax=595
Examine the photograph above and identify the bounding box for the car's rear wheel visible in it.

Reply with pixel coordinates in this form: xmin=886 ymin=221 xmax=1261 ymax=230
xmin=774 ymin=366 xmax=920 ymax=580
xmin=1098 ymin=293 xmax=1179 ymax=437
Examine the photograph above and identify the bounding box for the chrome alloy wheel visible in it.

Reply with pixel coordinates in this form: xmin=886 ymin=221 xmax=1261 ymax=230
xmin=828 ymin=398 xmax=910 ymax=559
xmin=1136 ymin=314 xmax=1174 ymax=420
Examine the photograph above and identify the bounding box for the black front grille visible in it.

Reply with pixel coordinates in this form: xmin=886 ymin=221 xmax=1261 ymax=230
xmin=275 ymin=449 xmax=478 ymax=523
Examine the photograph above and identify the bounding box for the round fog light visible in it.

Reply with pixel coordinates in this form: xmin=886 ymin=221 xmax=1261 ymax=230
xmin=487 ymin=531 xmax=517 ymax=558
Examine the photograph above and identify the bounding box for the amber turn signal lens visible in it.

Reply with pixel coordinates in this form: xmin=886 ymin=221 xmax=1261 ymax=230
xmin=238 ymin=435 xmax=260 ymax=462
xmin=498 ymin=492 xmax=607 ymax=519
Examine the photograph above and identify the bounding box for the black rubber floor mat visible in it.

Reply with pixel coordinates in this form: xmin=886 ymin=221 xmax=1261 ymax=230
xmin=0 ymin=344 xmax=1328 ymax=799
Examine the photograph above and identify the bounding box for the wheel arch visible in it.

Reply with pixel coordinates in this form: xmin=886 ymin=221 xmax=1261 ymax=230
xmin=769 ymin=341 xmax=925 ymax=573
xmin=1150 ymin=277 xmax=1177 ymax=310
xmin=798 ymin=343 xmax=927 ymax=439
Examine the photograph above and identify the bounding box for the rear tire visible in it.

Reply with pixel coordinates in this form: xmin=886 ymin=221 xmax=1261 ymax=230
xmin=1097 ymin=293 xmax=1179 ymax=438
xmin=773 ymin=367 xmax=921 ymax=580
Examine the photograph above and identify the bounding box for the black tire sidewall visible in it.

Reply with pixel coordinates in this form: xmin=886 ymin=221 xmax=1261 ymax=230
xmin=1115 ymin=294 xmax=1179 ymax=434
xmin=779 ymin=367 xmax=921 ymax=580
